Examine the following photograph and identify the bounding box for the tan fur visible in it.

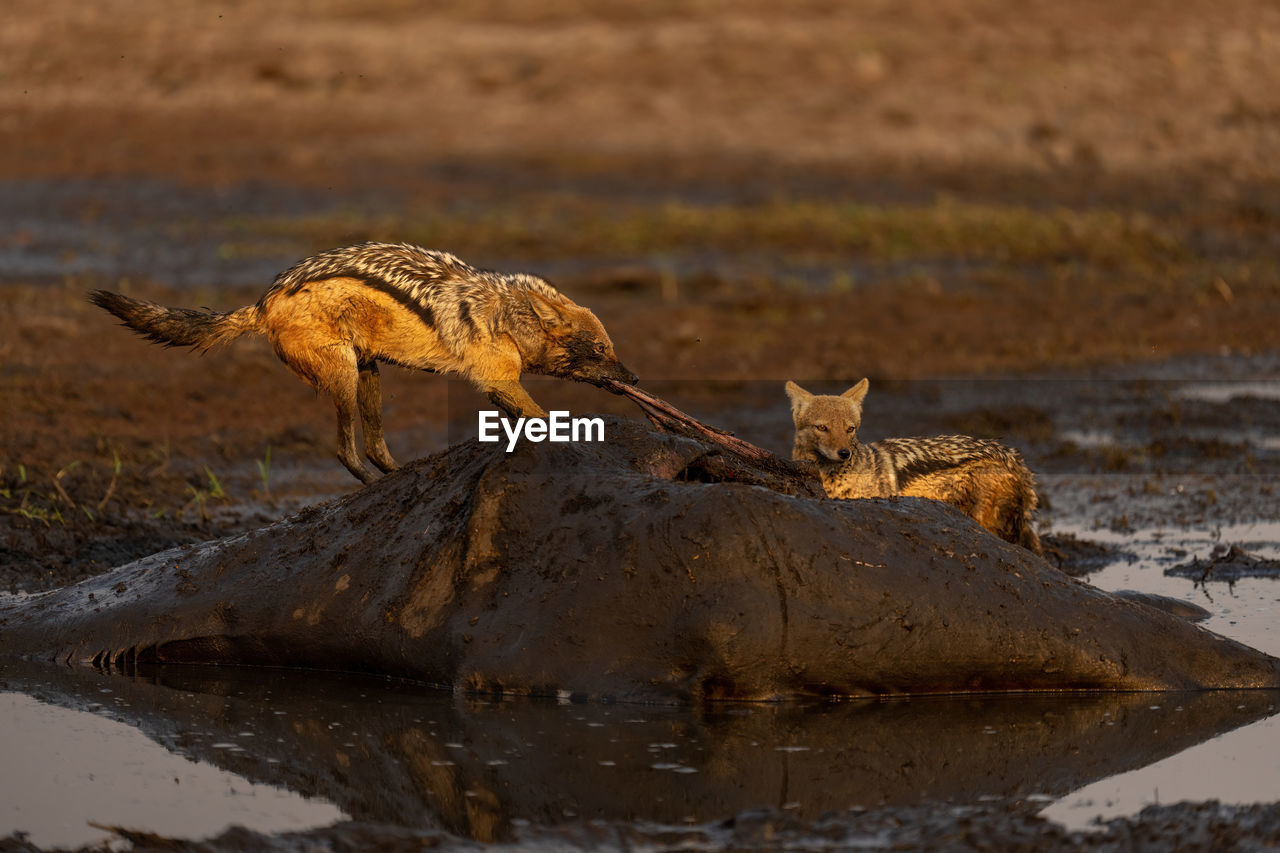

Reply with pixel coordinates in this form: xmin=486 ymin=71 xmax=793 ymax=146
xmin=786 ymin=380 xmax=1042 ymax=555
xmin=90 ymin=243 xmax=637 ymax=484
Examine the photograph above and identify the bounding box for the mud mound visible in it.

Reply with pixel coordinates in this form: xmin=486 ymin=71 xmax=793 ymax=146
xmin=1041 ymin=532 xmax=1134 ymax=576
xmin=74 ymin=801 xmax=1280 ymax=853
xmin=2 ymin=418 xmax=1278 ymax=702
xmin=1166 ymin=544 xmax=1280 ymax=582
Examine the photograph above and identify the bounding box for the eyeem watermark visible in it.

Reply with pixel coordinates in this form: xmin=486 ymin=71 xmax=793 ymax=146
xmin=478 ymin=410 xmax=606 ymax=452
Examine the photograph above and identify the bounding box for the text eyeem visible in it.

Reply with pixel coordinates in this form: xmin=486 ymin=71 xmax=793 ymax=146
xmin=478 ymin=410 xmax=606 ymax=452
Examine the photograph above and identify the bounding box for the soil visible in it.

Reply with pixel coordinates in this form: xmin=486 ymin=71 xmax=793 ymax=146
xmin=3 ymin=1 xmax=1280 ymax=848
xmin=1167 ymin=544 xmax=1280 ymax=582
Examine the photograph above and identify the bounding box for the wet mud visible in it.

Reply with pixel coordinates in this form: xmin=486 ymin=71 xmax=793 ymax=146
xmin=62 ymin=802 xmax=1280 ymax=853
xmin=1166 ymin=544 xmax=1280 ymax=583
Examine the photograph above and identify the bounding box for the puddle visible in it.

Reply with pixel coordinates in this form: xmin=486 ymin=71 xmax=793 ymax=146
xmin=1034 ymin=504 xmax=1280 ymax=829
xmin=0 ymin=691 xmax=344 ymax=849
xmin=1058 ymin=428 xmax=1117 ymax=449
xmin=1042 ymin=713 xmax=1280 ymax=831
xmin=1177 ymin=381 xmax=1280 ymax=404
xmin=1 ymin=662 xmax=1275 ymax=846
xmin=1052 ymin=518 xmax=1280 ymax=658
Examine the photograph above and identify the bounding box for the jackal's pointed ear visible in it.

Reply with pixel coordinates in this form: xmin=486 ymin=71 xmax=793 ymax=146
xmin=841 ymin=378 xmax=870 ymax=404
xmin=784 ymin=380 xmax=813 ymax=405
xmin=526 ymin=291 xmax=569 ymax=330
xmin=784 ymin=381 xmax=813 ymax=417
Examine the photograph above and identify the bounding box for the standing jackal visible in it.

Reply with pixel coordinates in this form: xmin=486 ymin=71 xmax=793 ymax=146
xmin=786 ymin=379 xmax=1042 ymax=555
xmin=90 ymin=242 xmax=638 ymax=484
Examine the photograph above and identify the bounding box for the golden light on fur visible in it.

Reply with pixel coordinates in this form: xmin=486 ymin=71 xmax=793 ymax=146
xmin=90 ymin=243 xmax=637 ymax=484
xmin=787 ymin=379 xmax=1042 ymax=555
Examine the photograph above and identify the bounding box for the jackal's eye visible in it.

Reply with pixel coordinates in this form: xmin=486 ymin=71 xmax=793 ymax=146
xmin=593 ymin=342 xmax=607 ymax=356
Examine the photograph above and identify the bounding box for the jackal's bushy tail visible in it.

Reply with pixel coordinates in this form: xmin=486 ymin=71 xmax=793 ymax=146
xmin=1009 ymin=471 xmax=1043 ymax=556
xmin=89 ymin=291 xmax=261 ymax=352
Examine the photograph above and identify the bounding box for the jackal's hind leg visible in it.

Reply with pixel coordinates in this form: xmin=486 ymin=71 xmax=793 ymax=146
xmin=268 ymin=325 xmax=377 ymax=484
xmin=304 ymin=350 xmax=374 ymax=483
xmin=357 ymin=360 xmax=399 ymax=474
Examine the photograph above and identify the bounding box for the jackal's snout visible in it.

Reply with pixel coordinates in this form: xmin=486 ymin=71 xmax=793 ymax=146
xmin=612 ymin=361 xmax=640 ymax=386
xmin=579 ymin=356 xmax=639 ymax=387
xmin=813 ymin=440 xmax=854 ymax=463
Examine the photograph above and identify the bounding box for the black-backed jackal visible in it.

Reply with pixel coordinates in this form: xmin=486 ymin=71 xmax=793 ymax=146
xmin=786 ymin=379 xmax=1042 ymax=555
xmin=90 ymin=242 xmax=638 ymax=484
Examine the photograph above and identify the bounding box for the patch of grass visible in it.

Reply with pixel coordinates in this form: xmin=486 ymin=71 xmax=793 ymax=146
xmin=1 ymin=463 xmax=67 ymax=526
xmin=1 ymin=452 xmax=129 ymax=527
xmin=204 ymin=466 xmax=227 ymax=500
xmin=222 ymin=195 xmax=1189 ymax=272
xmin=183 ymin=466 xmax=228 ymax=522
xmin=97 ymin=451 xmax=122 ymax=513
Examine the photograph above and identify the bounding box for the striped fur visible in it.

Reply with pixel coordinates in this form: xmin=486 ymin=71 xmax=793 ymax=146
xmin=786 ymin=379 xmax=1042 ymax=555
xmin=90 ymin=242 xmax=637 ymax=484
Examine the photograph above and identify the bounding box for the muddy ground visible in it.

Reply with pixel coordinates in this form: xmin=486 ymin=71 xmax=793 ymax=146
xmin=3 ymin=1 xmax=1280 ymax=849
xmin=21 ymin=802 xmax=1278 ymax=853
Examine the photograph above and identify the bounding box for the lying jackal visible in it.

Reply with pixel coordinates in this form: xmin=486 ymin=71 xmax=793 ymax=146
xmin=91 ymin=242 xmax=638 ymax=483
xmin=786 ymin=379 xmax=1042 ymax=555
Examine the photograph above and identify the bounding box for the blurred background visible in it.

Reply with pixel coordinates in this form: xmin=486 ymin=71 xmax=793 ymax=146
xmin=3 ymin=0 xmax=1279 ymax=584
xmin=8 ymin=0 xmax=1280 ymax=183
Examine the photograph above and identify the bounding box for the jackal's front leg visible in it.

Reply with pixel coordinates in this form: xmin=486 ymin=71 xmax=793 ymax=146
xmin=483 ymin=379 xmax=548 ymax=420
xmin=469 ymin=345 xmax=548 ymax=420
xmin=334 ymin=392 xmax=379 ymax=484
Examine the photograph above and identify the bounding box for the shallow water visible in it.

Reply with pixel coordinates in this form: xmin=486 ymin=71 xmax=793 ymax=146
xmin=1 ymin=661 xmax=1276 ymax=847
xmin=0 ymin=692 xmax=344 ymax=849
xmin=1042 ymin=713 xmax=1280 ymax=831
xmin=1055 ymin=516 xmax=1280 ymax=659
xmin=1037 ymin=484 xmax=1280 ymax=830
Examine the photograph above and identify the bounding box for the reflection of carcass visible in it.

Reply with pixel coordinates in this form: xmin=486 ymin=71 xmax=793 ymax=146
xmin=5 ymin=662 xmax=1276 ymax=841
xmin=1 ymin=417 xmax=1278 ymax=701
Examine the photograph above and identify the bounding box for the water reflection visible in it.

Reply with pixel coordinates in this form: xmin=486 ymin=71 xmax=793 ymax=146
xmin=2 ymin=661 xmax=1276 ymax=843
xmin=0 ymin=691 xmax=344 ymax=849
xmin=1043 ymin=712 xmax=1280 ymax=830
